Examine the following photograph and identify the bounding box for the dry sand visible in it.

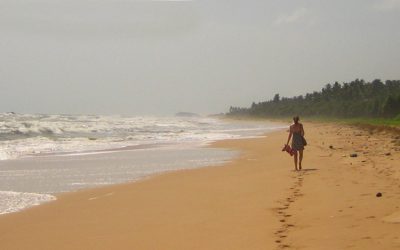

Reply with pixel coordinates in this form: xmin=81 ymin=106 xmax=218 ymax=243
xmin=0 ymin=122 xmax=399 ymax=249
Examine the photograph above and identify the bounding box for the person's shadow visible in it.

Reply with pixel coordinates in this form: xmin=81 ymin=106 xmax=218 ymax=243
xmin=300 ymin=168 xmax=318 ymax=171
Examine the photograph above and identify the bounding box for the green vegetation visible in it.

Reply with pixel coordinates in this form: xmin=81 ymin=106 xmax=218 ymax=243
xmin=228 ymin=79 xmax=400 ymax=126
xmin=302 ymin=116 xmax=400 ymax=127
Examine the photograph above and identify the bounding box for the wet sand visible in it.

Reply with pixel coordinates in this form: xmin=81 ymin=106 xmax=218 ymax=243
xmin=0 ymin=122 xmax=399 ymax=249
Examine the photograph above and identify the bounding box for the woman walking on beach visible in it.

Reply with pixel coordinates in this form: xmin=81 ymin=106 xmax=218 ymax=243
xmin=286 ymin=116 xmax=305 ymax=171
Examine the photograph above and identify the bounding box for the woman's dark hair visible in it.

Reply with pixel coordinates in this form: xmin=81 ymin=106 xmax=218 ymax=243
xmin=293 ymin=116 xmax=300 ymax=124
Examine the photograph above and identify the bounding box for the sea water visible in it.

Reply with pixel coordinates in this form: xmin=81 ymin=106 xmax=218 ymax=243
xmin=0 ymin=113 xmax=284 ymax=214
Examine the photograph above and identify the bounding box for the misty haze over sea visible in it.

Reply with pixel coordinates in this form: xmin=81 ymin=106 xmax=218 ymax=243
xmin=1 ymin=1 xmax=399 ymax=115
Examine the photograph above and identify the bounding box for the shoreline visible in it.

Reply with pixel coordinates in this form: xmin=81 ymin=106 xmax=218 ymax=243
xmin=0 ymin=119 xmax=285 ymax=216
xmin=0 ymin=143 xmax=239 ymax=215
xmin=0 ymin=127 xmax=291 ymax=250
xmin=0 ymin=122 xmax=399 ymax=249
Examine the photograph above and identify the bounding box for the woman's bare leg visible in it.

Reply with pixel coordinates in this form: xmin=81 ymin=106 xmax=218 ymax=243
xmin=299 ymin=150 xmax=303 ymax=170
xmin=293 ymin=151 xmax=298 ymax=171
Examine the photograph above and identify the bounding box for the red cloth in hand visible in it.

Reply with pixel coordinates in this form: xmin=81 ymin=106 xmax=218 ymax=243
xmin=282 ymin=144 xmax=295 ymax=156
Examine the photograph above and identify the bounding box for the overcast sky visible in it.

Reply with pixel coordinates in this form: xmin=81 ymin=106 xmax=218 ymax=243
xmin=1 ymin=0 xmax=400 ymax=115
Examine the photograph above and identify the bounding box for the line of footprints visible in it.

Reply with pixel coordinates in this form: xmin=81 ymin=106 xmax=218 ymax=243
xmin=274 ymin=172 xmax=305 ymax=249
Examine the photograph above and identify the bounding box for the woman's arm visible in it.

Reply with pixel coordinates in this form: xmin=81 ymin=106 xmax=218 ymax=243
xmin=301 ymin=124 xmax=305 ymax=137
xmin=286 ymin=126 xmax=292 ymax=145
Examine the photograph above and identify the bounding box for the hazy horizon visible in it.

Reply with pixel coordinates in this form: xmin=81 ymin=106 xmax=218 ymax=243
xmin=1 ymin=0 xmax=400 ymax=115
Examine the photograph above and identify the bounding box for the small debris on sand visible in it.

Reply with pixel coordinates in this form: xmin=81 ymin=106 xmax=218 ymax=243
xmin=376 ymin=192 xmax=382 ymax=197
xmin=350 ymin=153 xmax=358 ymax=157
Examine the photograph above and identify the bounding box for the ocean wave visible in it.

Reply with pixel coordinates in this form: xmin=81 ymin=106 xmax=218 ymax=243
xmin=0 ymin=113 xmax=279 ymax=160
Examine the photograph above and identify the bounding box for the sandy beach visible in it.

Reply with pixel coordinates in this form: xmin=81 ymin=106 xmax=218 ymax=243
xmin=0 ymin=122 xmax=399 ymax=250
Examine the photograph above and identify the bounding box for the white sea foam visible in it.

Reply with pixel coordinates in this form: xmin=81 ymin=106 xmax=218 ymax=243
xmin=0 ymin=114 xmax=283 ymax=160
xmin=0 ymin=191 xmax=56 ymax=215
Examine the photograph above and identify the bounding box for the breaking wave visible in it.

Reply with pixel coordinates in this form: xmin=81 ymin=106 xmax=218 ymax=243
xmin=0 ymin=113 xmax=282 ymax=160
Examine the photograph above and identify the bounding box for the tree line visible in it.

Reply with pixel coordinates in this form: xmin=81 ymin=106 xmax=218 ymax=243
xmin=228 ymin=79 xmax=400 ymax=118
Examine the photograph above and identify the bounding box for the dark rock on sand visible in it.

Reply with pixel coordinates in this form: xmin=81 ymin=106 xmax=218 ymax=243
xmin=376 ymin=192 xmax=382 ymax=197
xmin=350 ymin=153 xmax=358 ymax=157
